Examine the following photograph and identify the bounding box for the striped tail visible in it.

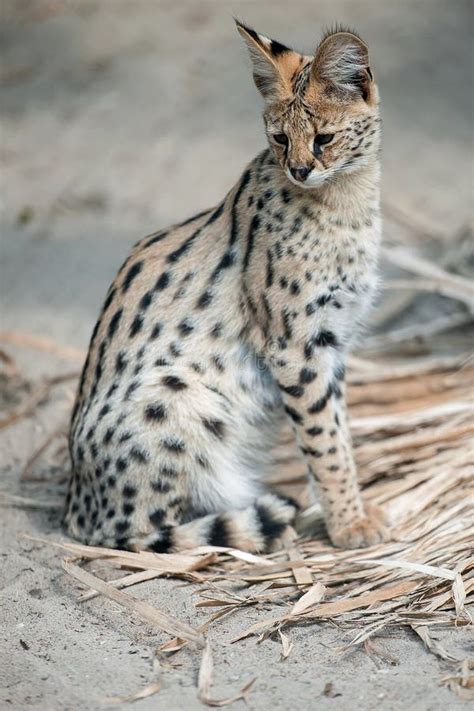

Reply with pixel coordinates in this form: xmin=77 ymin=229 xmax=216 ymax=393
xmin=129 ymin=494 xmax=298 ymax=554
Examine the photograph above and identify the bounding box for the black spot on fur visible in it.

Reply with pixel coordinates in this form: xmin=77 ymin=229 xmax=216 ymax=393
xmin=123 ymin=502 xmax=134 ymax=516
xmin=302 ymin=446 xmax=323 ymax=458
xmin=210 ymin=249 xmax=236 ymax=283
xmin=284 ymin=405 xmax=303 ymax=424
xmin=129 ymin=314 xmax=143 ymax=337
xmin=202 ymin=418 xmax=226 ymax=439
xmin=116 ymin=457 xmax=128 ymax=473
xmin=162 ymin=437 xmax=185 ymax=453
xmin=314 ymin=330 xmax=339 ymax=347
xmin=115 ymin=351 xmax=128 ymax=374
xmin=150 ymin=322 xmax=163 ymax=340
xmin=130 ymin=446 xmax=148 ymax=464
xmin=162 ymin=375 xmax=187 ymax=391
xmin=139 ymin=290 xmax=154 ymax=311
xmin=160 ymin=465 xmax=178 ymax=478
xmin=125 ymin=380 xmax=140 ymax=399
xmin=115 ymin=519 xmax=130 ymax=534
xmin=300 ymin=368 xmax=317 ymax=384
xmin=122 ymin=262 xmax=143 ymax=292
xmin=197 ymin=289 xmax=213 ymax=309
xmin=212 ymin=354 xmax=225 ymax=372
xmin=154 ymin=272 xmax=170 ymax=291
xmin=98 ymin=404 xmax=110 ymax=419
xmin=178 ymin=319 xmax=194 ymax=336
xmin=280 ymin=383 xmax=304 ymax=398
xmin=151 ymin=479 xmax=172 ymax=494
xmin=307 ymin=385 xmax=333 ymax=414
xmin=123 ymin=484 xmax=137 ymax=498
xmin=317 ymin=294 xmax=331 ymax=306
xmin=103 ymin=427 xmax=114 ymax=445
xmin=149 ymin=508 xmax=165 ymax=527
xmin=108 ymin=309 xmax=123 ymax=339
xmin=281 ymin=188 xmax=291 ymax=203
xmin=306 ymin=425 xmax=324 ymax=437
xmin=115 ymin=536 xmax=129 ymax=549
xmin=106 ymin=382 xmax=119 ymax=398
xmin=144 ymin=403 xmax=167 ymax=421
xmin=210 ymin=323 xmax=223 ymax=338
xmin=169 ymin=342 xmax=182 ymax=358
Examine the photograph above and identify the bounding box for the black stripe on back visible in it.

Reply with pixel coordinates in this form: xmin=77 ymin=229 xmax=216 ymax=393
xmin=229 ymin=169 xmax=251 ymax=246
xmin=243 ymin=214 xmax=261 ymax=270
xmin=167 ymin=202 xmax=225 ymax=263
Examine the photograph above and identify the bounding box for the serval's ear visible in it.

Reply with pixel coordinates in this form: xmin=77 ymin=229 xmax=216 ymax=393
xmin=311 ymin=28 xmax=373 ymax=102
xmin=236 ymin=20 xmax=301 ymax=101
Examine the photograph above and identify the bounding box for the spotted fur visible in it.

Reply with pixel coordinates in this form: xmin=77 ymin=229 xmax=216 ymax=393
xmin=64 ymin=23 xmax=389 ymax=553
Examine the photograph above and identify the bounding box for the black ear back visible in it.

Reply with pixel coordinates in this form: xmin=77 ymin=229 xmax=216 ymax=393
xmin=235 ymin=20 xmax=300 ymax=101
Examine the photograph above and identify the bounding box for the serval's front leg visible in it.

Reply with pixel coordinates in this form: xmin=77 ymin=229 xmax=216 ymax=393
xmin=270 ymin=344 xmax=389 ymax=548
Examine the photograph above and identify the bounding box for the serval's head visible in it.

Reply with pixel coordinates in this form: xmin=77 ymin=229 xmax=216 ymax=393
xmin=237 ymin=21 xmax=381 ymax=188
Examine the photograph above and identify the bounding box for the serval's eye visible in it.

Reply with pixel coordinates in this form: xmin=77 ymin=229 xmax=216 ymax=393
xmin=314 ymin=133 xmax=334 ymax=146
xmin=273 ymin=133 xmax=288 ymax=146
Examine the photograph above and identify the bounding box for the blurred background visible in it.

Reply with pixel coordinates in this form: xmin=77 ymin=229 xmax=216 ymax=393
xmin=1 ymin=0 xmax=472 ymax=351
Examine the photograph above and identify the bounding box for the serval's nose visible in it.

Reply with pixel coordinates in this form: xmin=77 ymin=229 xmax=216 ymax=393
xmin=290 ymin=165 xmax=310 ymax=182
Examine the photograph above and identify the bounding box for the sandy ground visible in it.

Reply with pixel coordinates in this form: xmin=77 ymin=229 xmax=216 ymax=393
xmin=0 ymin=1 xmax=472 ymax=709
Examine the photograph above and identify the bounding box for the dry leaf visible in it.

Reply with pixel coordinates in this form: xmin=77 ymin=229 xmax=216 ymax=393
xmin=198 ymin=640 xmax=256 ymax=707
xmin=102 ymin=681 xmax=161 ymax=705
xmin=279 ymin=630 xmax=294 ymax=660
xmin=291 ymin=582 xmax=326 ymax=616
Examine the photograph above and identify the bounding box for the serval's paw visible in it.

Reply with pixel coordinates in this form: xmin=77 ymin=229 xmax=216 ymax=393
xmin=328 ymin=503 xmax=390 ymax=549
